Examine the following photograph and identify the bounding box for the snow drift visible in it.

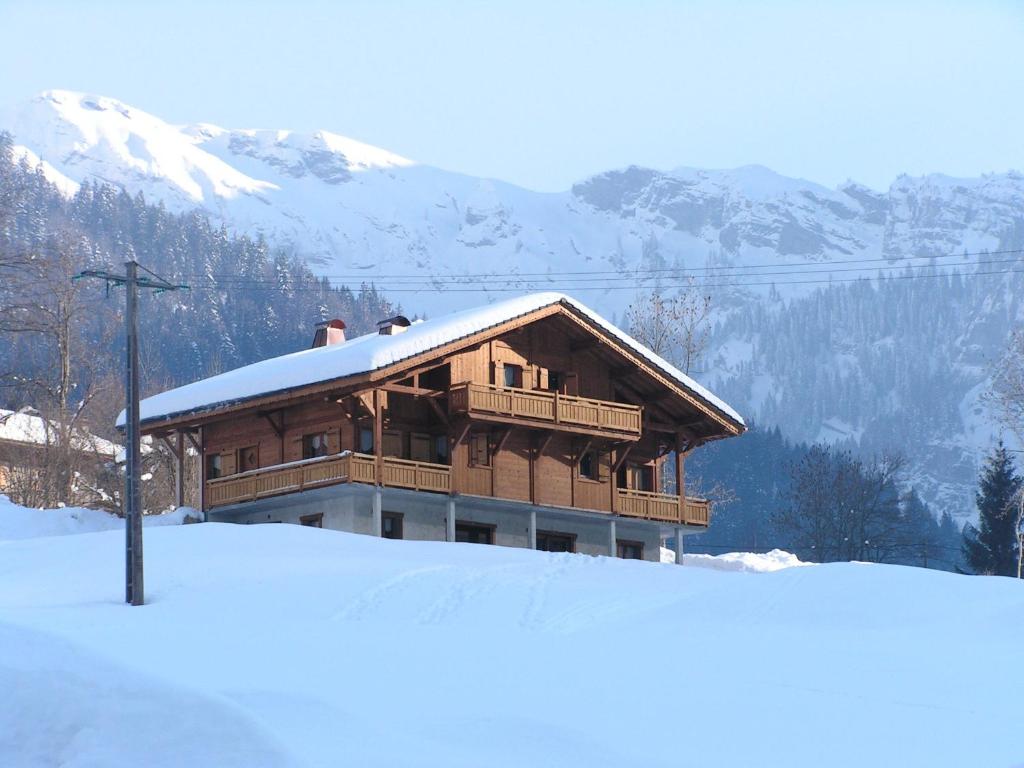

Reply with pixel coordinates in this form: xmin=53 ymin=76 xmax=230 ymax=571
xmin=0 ymin=501 xmax=1021 ymax=767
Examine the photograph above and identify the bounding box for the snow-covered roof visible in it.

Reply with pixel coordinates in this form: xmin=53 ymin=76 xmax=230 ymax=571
xmin=0 ymin=408 xmax=121 ymax=457
xmin=127 ymin=292 xmax=744 ymax=429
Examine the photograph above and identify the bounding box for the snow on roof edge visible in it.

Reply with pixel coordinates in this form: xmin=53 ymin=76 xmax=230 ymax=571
xmin=123 ymin=292 xmax=744 ymax=430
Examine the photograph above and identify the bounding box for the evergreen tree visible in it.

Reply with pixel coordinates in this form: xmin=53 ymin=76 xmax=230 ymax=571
xmin=962 ymin=443 xmax=1022 ymax=576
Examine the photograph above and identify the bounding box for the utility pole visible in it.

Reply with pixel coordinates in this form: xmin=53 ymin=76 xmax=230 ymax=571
xmin=74 ymin=261 xmax=188 ymax=605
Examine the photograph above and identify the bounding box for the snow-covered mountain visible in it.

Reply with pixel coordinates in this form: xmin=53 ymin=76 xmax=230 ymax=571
xmin=5 ymin=89 xmax=1023 ymax=520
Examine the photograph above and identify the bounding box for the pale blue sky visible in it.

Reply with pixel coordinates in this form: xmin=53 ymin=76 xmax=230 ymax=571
xmin=1 ymin=0 xmax=1022 ymax=191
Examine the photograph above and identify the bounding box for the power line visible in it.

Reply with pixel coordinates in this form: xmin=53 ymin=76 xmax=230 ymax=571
xmin=178 ymin=264 xmax=1024 ymax=294
xmin=187 ymin=246 xmax=1024 ymax=282
xmin=188 ymin=254 xmax=1024 ymax=290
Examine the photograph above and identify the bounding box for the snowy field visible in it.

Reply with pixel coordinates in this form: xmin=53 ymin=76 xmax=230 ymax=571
xmin=1 ymin=501 xmax=1022 ymax=767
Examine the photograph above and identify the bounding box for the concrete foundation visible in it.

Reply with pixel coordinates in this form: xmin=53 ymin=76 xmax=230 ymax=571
xmin=209 ymin=484 xmax=705 ymax=563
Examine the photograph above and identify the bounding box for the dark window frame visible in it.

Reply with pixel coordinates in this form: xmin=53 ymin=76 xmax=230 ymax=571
xmin=358 ymin=427 xmax=374 ymax=454
xmin=616 ymin=540 xmax=644 ymax=560
xmin=536 ymin=530 xmax=576 ymax=553
xmin=503 ymin=364 xmax=523 ymax=389
xmin=578 ymin=449 xmax=598 ymax=481
xmin=302 ymin=432 xmax=329 ymax=460
xmin=455 ymin=521 xmax=496 ymax=545
xmin=206 ymin=453 xmax=222 ymax=480
xmin=382 ymin=511 xmax=404 ymax=539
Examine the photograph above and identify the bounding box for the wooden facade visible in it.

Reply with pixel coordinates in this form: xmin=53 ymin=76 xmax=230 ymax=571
xmin=143 ymin=303 xmax=743 ymax=529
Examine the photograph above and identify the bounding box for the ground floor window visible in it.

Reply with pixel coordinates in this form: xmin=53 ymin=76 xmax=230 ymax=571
xmin=456 ymin=521 xmax=495 ymax=545
xmin=300 ymin=513 xmax=323 ymax=528
xmin=616 ymin=540 xmax=644 ymax=560
xmin=536 ymin=530 xmax=575 ymax=553
xmin=382 ymin=512 xmax=403 ymax=539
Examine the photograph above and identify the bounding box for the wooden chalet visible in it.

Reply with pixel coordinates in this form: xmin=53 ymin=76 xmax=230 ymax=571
xmin=133 ymin=293 xmax=744 ymax=561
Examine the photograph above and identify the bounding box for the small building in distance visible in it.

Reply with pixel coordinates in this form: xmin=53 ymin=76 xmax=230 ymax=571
xmin=129 ymin=293 xmax=744 ymax=561
xmin=0 ymin=406 xmax=120 ymax=508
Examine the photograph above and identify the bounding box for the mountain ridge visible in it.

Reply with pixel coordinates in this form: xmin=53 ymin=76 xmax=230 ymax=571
xmin=5 ymin=89 xmax=1023 ymax=523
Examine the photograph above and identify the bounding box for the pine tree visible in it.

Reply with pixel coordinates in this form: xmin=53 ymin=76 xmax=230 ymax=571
xmin=962 ymin=443 xmax=1022 ymax=576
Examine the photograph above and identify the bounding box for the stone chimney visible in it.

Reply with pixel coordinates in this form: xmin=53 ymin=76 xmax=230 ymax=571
xmin=376 ymin=315 xmax=411 ymax=335
xmin=312 ymin=319 xmax=347 ymax=348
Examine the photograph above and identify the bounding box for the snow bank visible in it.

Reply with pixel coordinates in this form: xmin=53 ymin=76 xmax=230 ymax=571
xmin=0 ymin=621 xmax=293 ymax=768
xmin=0 ymin=495 xmax=196 ymax=540
xmin=0 ymin=523 xmax=1020 ymax=768
xmin=661 ymin=546 xmax=813 ymax=572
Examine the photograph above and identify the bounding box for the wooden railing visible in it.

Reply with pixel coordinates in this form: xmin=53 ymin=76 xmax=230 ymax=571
xmin=380 ymin=455 xmax=452 ymax=493
xmin=206 ymin=452 xmax=451 ymax=508
xmin=449 ymin=382 xmax=642 ymax=437
xmin=616 ymin=488 xmax=711 ymax=526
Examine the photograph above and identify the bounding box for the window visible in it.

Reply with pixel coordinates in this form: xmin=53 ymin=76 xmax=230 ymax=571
xmin=435 ymin=435 xmax=450 ymax=464
xmin=469 ymin=432 xmax=490 ymax=467
xmin=579 ymin=450 xmax=598 ymax=481
xmin=300 ymin=513 xmax=323 ymax=528
xmin=382 ymin=512 xmax=403 ymax=539
xmin=359 ymin=427 xmax=374 ymax=453
xmin=537 ymin=531 xmax=575 ymax=553
xmin=617 ymin=540 xmax=644 ymax=560
xmin=206 ymin=453 xmax=222 ymax=479
xmin=503 ymin=364 xmax=523 ymax=388
xmin=456 ymin=522 xmax=494 ymax=545
xmin=382 ymin=430 xmax=403 ymax=458
xmin=625 ymin=463 xmax=654 ymax=492
xmin=547 ymin=370 xmax=562 ymax=392
xmin=410 ymin=433 xmax=432 ymax=462
xmin=302 ymin=432 xmax=329 ymax=460
xmin=238 ymin=445 xmax=259 ymax=473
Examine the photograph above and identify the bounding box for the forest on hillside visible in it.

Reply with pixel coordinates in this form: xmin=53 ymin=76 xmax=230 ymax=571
xmin=0 ymin=131 xmax=394 ymax=420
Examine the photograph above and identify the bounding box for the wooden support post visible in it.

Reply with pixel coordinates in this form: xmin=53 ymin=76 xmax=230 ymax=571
xmin=199 ymin=427 xmax=207 ymax=521
xmin=610 ymin=447 xmax=617 ymax=514
xmin=175 ymin=431 xmax=185 ymax=509
xmin=373 ymin=388 xmax=383 ymax=485
xmin=675 ymin=432 xmax=686 ymax=524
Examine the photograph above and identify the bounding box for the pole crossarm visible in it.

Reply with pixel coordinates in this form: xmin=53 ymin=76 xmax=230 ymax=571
xmin=73 ymin=260 xmax=189 ymax=606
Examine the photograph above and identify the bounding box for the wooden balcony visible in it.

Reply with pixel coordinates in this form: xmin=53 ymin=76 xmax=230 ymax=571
xmin=615 ymin=488 xmax=711 ymax=526
xmin=449 ymin=382 xmax=643 ymax=439
xmin=205 ymin=452 xmax=451 ymax=508
xmin=204 ymin=450 xmax=709 ymax=527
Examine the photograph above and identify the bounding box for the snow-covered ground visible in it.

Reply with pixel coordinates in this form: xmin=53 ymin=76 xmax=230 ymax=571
xmin=0 ymin=495 xmax=197 ymax=540
xmin=1 ymin=502 xmax=1021 ymax=767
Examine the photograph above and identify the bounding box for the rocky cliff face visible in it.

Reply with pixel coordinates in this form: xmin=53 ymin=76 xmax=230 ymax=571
xmin=6 ymin=89 xmax=1023 ymax=520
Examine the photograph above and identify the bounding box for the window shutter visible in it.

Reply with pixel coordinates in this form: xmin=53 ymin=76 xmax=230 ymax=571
xmin=221 ymin=451 xmax=237 ymax=476
xmin=327 ymin=428 xmax=340 ymax=454
xmin=470 ymin=433 xmax=489 ymax=466
xmin=598 ymin=451 xmax=610 ymax=482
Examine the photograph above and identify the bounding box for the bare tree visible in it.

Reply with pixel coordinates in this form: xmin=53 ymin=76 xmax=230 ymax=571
xmin=0 ymin=233 xmax=119 ymax=508
xmin=988 ymin=328 xmax=1024 ymax=445
xmin=775 ymin=445 xmax=905 ymax=563
xmin=625 ymin=281 xmax=712 ymax=374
